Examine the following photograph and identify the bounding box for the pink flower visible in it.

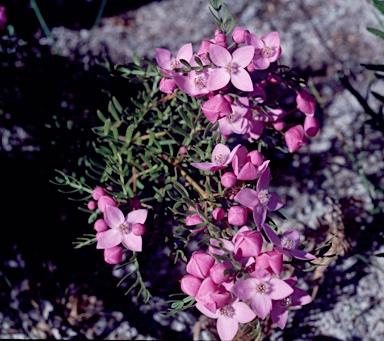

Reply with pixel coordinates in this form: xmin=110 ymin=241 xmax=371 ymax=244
xmin=221 ymin=172 xmax=237 ymax=188
xmin=180 ymin=274 xmax=202 ymax=297
xmin=232 ymin=226 xmax=263 ymax=258
xmin=185 ymin=206 xmax=206 ymax=233
xmin=214 ymin=29 xmax=227 ymax=48
xmin=191 ymin=143 xmax=241 ymax=172
xmin=232 ymin=146 xmax=270 ymax=181
xmin=0 ymin=6 xmax=6 ymax=30
xmin=207 ymin=44 xmax=255 ymax=92
xmin=228 ymin=206 xmax=248 ymax=226
xmin=263 ymin=224 xmax=316 ymax=261
xmin=246 ymin=31 xmax=282 ymax=70
xmin=196 ymin=298 xmax=256 ymax=341
xmin=255 ymin=250 xmax=283 ymax=276
xmin=270 ymin=277 xmax=312 ymax=329
xmin=155 ymin=43 xmax=193 ymax=75
xmin=92 ymin=187 xmax=106 ymax=200
xmin=97 ymin=195 xmax=117 ymax=213
xmin=304 ymin=115 xmax=320 ymax=137
xmin=232 ymin=27 xmax=249 ymax=44
xmin=96 ymin=205 xmax=148 ymax=252
xmin=212 ymin=207 xmax=225 ymax=221
xmin=209 ymin=262 xmax=233 ymax=284
xmin=186 ymin=251 xmax=215 ymax=279
xmin=159 ymin=77 xmax=177 ymax=94
xmin=195 ymin=277 xmax=231 ymax=313
xmin=87 ymin=200 xmax=96 ymax=210
xmin=173 ymin=69 xmax=212 ymax=98
xmin=201 ymin=94 xmax=232 ymax=123
xmin=231 ymin=269 xmax=293 ymax=319
xmin=284 ymin=125 xmax=307 ymax=153
xmin=234 ymin=167 xmax=283 ymax=229
xmin=104 ymin=246 xmax=123 ymax=264
xmin=296 ymin=89 xmax=316 ymax=116
xmin=179 ymin=146 xmax=187 ymax=154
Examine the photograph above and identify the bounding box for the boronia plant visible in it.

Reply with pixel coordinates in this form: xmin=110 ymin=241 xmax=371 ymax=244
xmin=52 ymin=1 xmax=331 ymax=339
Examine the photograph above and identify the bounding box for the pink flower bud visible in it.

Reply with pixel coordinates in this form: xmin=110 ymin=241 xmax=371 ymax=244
xmin=197 ymin=40 xmax=212 ymax=56
xmin=247 ymin=62 xmax=256 ymax=73
xmin=221 ymin=172 xmax=237 ymax=188
xmin=296 ymin=89 xmax=316 ymax=116
xmin=94 ymin=218 xmax=108 ymax=232
xmin=212 ymin=207 xmax=225 ymax=221
xmin=87 ymin=200 xmax=96 ymax=210
xmin=247 ymin=150 xmax=263 ymax=167
xmin=179 ymin=146 xmax=187 ymax=154
xmin=97 ymin=195 xmax=117 ymax=213
xmin=233 ymin=229 xmax=263 ymax=258
xmin=0 ymin=6 xmax=7 ymax=30
xmin=132 ymin=223 xmax=146 ymax=236
xmin=273 ymin=120 xmax=285 ymax=131
xmin=209 ymin=262 xmax=232 ymax=284
xmin=106 ymin=186 xmax=113 ymax=191
xmin=228 ymin=206 xmax=248 ymax=226
xmin=196 ymin=278 xmax=230 ymax=313
xmin=92 ymin=187 xmax=106 ymax=201
xmin=232 ymin=27 xmax=249 ymax=44
xmin=180 ymin=274 xmax=202 ymax=297
xmin=255 ymin=250 xmax=283 ymax=276
xmin=186 ymin=206 xmax=206 ymax=232
xmin=104 ymin=246 xmax=123 ymax=264
xmin=159 ymin=77 xmax=177 ymax=94
xmin=201 ymin=94 xmax=232 ymax=123
xmin=304 ymin=115 xmax=320 ymax=137
xmin=186 ymin=251 xmax=215 ymax=279
xmin=214 ymin=29 xmax=227 ymax=47
xmin=284 ymin=125 xmax=307 ymax=153
xmin=267 ymin=72 xmax=282 ymax=84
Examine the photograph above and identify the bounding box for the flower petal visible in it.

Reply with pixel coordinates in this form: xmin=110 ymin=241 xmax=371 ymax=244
xmin=232 ymin=45 xmax=255 ymax=67
xmin=104 ymin=205 xmax=125 ymax=229
xmin=126 ymin=209 xmax=148 ymax=225
xmin=231 ymin=68 xmax=254 ymax=92
xmin=207 ymin=68 xmax=230 ymax=91
xmin=253 ymin=203 xmax=266 ymax=229
xmin=232 ymin=301 xmax=256 ymax=323
xmin=96 ymin=228 xmax=122 ymax=249
xmin=217 ymin=316 xmax=239 ymax=341
xmin=250 ymin=294 xmax=271 ymax=320
xmin=268 ymin=278 xmax=294 ymax=300
xmin=122 ymin=233 xmax=142 ymax=252
xmin=209 ymin=44 xmax=232 ymax=67
xmin=234 ymin=188 xmax=259 ymax=207
xmin=266 ymin=192 xmax=283 ymax=211
xmin=257 ymin=167 xmax=270 ymax=192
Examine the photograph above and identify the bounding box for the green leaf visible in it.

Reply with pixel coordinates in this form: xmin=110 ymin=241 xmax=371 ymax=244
xmin=367 ymin=27 xmax=384 ymax=40
xmin=173 ymin=182 xmax=190 ymax=198
xmin=373 ymin=0 xmax=384 ymax=15
xmin=103 ymin=119 xmax=111 ymax=136
xmin=97 ymin=110 xmax=107 ymax=123
xmin=112 ymin=96 xmax=123 ymax=114
xmin=125 ymin=125 xmax=135 ymax=144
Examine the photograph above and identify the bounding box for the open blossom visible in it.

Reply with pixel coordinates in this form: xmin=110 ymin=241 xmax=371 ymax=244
xmin=207 ymin=44 xmax=255 ymax=92
xmin=263 ymin=224 xmax=316 ymax=261
xmin=191 ymin=143 xmax=241 ymax=172
xmin=231 ymin=268 xmax=293 ymax=319
xmin=173 ymin=69 xmax=212 ymax=98
xmin=271 ymin=276 xmax=312 ymax=329
xmin=232 ymin=146 xmax=270 ymax=181
xmin=196 ymin=298 xmax=256 ymax=341
xmin=155 ymin=43 xmax=193 ymax=76
xmin=246 ymin=31 xmax=282 ymax=70
xmin=96 ymin=205 xmax=148 ymax=252
xmin=201 ymin=94 xmax=232 ymax=123
xmin=234 ymin=167 xmax=283 ymax=229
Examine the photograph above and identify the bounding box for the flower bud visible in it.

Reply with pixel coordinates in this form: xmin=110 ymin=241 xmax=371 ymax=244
xmin=284 ymin=125 xmax=307 ymax=153
xmin=131 ymin=198 xmax=141 ymax=209
xmin=87 ymin=200 xmax=96 ymax=210
xmin=209 ymin=262 xmax=232 ymax=284
xmin=0 ymin=6 xmax=7 ymax=30
xmin=296 ymin=89 xmax=316 ymax=116
xmin=232 ymin=27 xmax=249 ymax=44
xmin=132 ymin=223 xmax=146 ymax=236
xmin=233 ymin=229 xmax=263 ymax=258
xmin=212 ymin=207 xmax=225 ymax=221
xmin=180 ymin=274 xmax=202 ymax=297
xmin=304 ymin=115 xmax=320 ymax=137
xmin=247 ymin=150 xmax=263 ymax=167
xmin=255 ymin=250 xmax=283 ymax=276
xmin=214 ymin=29 xmax=227 ymax=47
xmin=186 ymin=251 xmax=215 ymax=279
xmin=228 ymin=206 xmax=248 ymax=226
xmin=201 ymin=94 xmax=232 ymax=123
xmin=197 ymin=40 xmax=212 ymax=56
xmin=179 ymin=146 xmax=187 ymax=154
xmin=94 ymin=218 xmax=108 ymax=232
xmin=221 ymin=172 xmax=237 ymax=188
xmin=92 ymin=187 xmax=106 ymax=201
xmin=98 ymin=195 xmax=117 ymax=213
xmin=273 ymin=120 xmax=285 ymax=131
xmin=159 ymin=77 xmax=177 ymax=94
xmin=104 ymin=246 xmax=123 ymax=264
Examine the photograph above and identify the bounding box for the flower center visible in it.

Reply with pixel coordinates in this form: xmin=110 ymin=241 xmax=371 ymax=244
xmin=170 ymin=59 xmax=182 ymax=69
xmin=194 ymin=75 xmax=207 ymax=89
xmin=220 ymin=305 xmax=235 ymax=317
xmin=119 ymin=221 xmax=131 ymax=234
xmin=262 ymin=46 xmax=276 ymax=58
xmin=280 ymin=296 xmax=291 ymax=307
xmin=214 ymin=154 xmax=226 ymax=165
xmin=226 ymin=62 xmax=239 ymax=74
xmin=256 ymin=282 xmax=267 ymax=293
xmin=281 ymin=236 xmax=298 ymax=250
xmin=258 ymin=189 xmax=271 ymax=204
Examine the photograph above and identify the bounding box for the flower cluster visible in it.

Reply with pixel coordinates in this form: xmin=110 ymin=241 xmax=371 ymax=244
xmin=156 ymin=25 xmax=319 ymax=153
